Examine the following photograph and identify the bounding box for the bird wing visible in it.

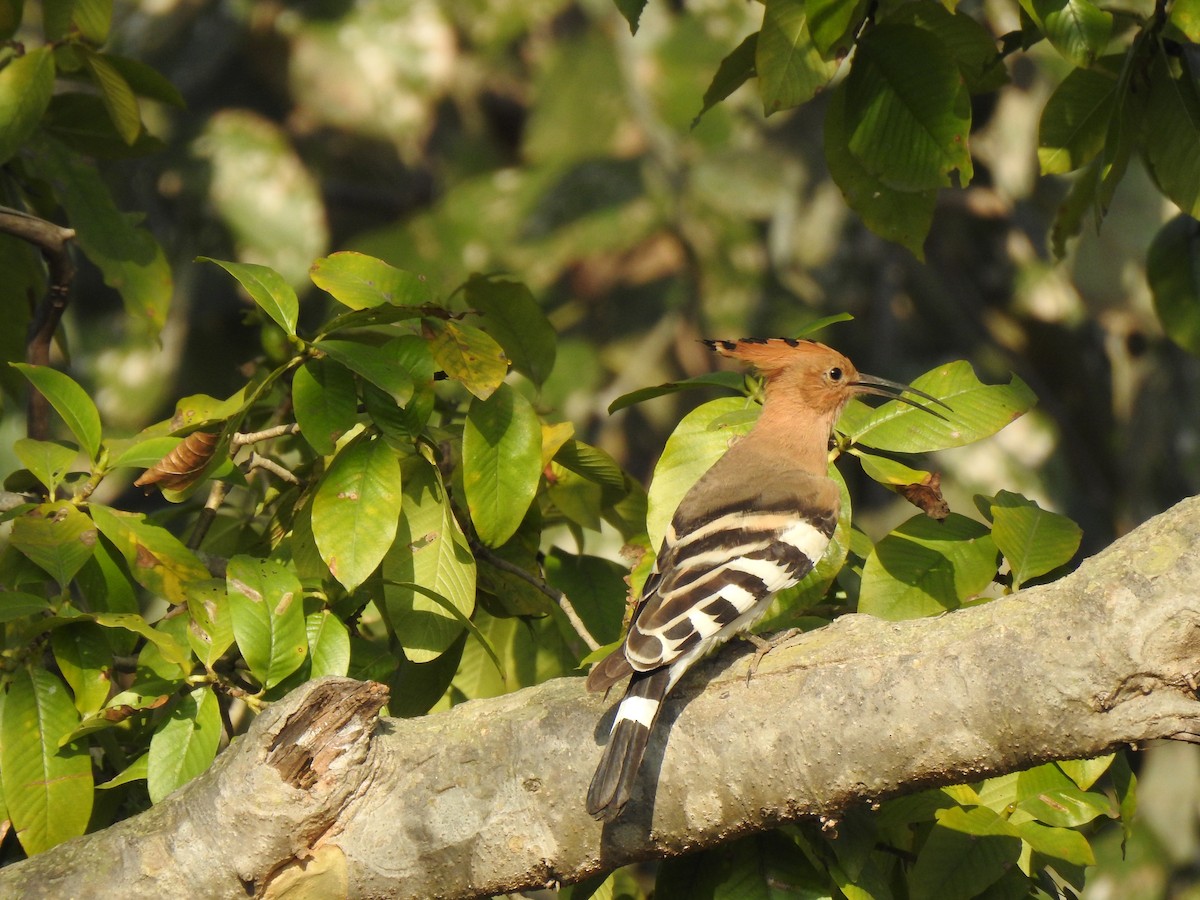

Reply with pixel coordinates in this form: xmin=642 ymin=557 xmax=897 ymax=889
xmin=623 ymin=463 xmax=838 ymax=676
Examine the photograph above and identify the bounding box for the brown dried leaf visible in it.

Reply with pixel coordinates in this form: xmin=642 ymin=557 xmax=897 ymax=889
xmin=898 ymin=471 xmax=950 ymax=520
xmin=134 ymin=431 xmax=221 ymax=492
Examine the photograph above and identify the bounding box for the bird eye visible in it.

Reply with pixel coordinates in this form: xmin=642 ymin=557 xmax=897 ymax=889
xmin=828 ymin=367 xmax=843 ymax=382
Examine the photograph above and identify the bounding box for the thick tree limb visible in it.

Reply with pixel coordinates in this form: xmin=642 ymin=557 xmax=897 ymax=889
xmin=3 ymin=496 xmax=1200 ymax=899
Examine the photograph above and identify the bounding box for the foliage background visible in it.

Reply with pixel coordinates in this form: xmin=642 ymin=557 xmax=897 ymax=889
xmin=1 ymin=0 xmax=1199 ymax=896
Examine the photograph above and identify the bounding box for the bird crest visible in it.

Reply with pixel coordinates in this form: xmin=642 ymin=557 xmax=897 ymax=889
xmin=702 ymin=338 xmax=852 ymax=380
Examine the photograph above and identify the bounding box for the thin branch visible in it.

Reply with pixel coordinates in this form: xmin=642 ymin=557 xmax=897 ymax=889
xmin=232 ymin=424 xmax=300 ymax=449
xmin=188 ymin=480 xmax=230 ymax=550
xmin=472 ymin=541 xmax=602 ymax=653
xmin=244 ymin=453 xmax=300 ymax=485
xmin=1 ymin=207 xmax=77 ymax=441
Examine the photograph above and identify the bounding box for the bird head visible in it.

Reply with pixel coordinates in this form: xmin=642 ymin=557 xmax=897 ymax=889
xmin=703 ymin=338 xmax=948 ymax=420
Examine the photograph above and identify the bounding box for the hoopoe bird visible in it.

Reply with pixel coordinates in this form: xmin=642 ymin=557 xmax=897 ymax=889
xmin=585 ymin=337 xmax=947 ymax=821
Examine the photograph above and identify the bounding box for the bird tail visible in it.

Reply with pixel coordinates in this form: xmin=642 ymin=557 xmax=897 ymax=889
xmin=586 ymin=668 xmax=671 ymax=821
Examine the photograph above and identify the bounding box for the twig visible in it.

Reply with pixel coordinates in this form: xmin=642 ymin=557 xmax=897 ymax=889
xmin=471 ymin=541 xmax=602 ymax=653
xmin=188 ymin=480 xmax=230 ymax=550
xmin=1 ymin=207 xmax=77 ymax=441
xmin=231 ymin=424 xmax=300 ymax=449
xmin=245 ymin=452 xmax=300 ymax=485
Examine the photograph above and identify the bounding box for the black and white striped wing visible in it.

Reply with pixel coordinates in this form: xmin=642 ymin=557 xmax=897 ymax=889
xmin=624 ymin=504 xmax=836 ymax=683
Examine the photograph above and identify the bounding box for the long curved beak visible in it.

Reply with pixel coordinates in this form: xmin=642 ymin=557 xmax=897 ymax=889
xmin=853 ymin=374 xmax=951 ymax=420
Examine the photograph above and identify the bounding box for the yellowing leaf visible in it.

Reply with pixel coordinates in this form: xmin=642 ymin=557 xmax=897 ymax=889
xmin=423 ymin=318 xmax=509 ymax=400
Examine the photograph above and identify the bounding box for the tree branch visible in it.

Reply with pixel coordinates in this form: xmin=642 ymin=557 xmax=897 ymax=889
xmin=0 ymin=206 xmax=77 ymax=441
xmin=4 ymin=496 xmax=1200 ymax=899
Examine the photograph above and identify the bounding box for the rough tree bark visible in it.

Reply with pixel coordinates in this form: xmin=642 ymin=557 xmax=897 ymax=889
xmin=3 ymin=496 xmax=1199 ymax=899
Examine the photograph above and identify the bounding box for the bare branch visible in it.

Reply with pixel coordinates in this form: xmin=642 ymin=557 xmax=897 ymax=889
xmin=0 ymin=207 xmax=77 ymax=441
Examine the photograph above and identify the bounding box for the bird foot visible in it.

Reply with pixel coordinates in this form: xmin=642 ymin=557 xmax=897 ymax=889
xmin=741 ymin=628 xmax=802 ymax=683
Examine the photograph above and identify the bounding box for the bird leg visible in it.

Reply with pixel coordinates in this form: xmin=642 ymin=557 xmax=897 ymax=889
xmin=741 ymin=628 xmax=803 ymax=682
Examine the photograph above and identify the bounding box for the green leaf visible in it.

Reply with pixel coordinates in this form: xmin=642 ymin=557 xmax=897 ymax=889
xmin=139 ymin=615 xmax=193 ymax=680
xmin=989 ymin=491 xmax=1082 ymax=588
xmin=1057 ymin=754 xmax=1114 ymax=790
xmin=463 ymin=275 xmax=557 ymax=386
xmin=12 ymin=438 xmax=81 ymax=494
xmin=854 ymin=450 xmax=932 ymax=487
xmin=0 ymin=591 xmax=52 ymax=623
xmin=552 ymin=440 xmax=628 ymax=503
xmin=1142 ymin=48 xmax=1200 ymax=218
xmin=11 ymin=363 xmax=102 ymax=461
xmin=886 ymin=3 xmax=1008 ymax=93
xmin=646 ymin=396 xmax=760 ymax=551
xmin=795 ymin=312 xmax=856 ymax=337
xmin=293 ymin=358 xmax=358 ymax=456
xmin=382 ymin=456 xmax=476 ymax=663
xmin=81 ymin=48 xmax=141 ymax=145
xmin=306 ymin=608 xmax=351 ymax=678
xmin=227 ymin=555 xmax=307 ymax=689
xmin=314 ymin=338 xmax=415 ymax=406
xmin=89 ymin=506 xmax=210 ymax=606
xmin=147 ymin=686 xmax=221 ymax=803
xmin=29 ymin=134 xmax=172 ymax=331
xmin=92 ymin=612 xmax=193 ymax=671
xmin=395 ymin=581 xmax=503 ymax=679
xmin=909 ymin=807 xmax=1021 ymax=900
xmin=463 ymin=384 xmax=545 ymax=547
xmin=657 ymin=832 xmax=825 ymax=900
xmin=607 ymin=371 xmax=746 ymax=414
xmin=844 ymin=24 xmax=973 ymax=191
xmin=1169 ymin=0 xmax=1200 ymax=40
xmin=1112 ymin=750 xmax=1137 ymax=846
xmin=614 ymin=0 xmax=647 ymax=33
xmin=310 ymin=251 xmax=431 ymax=310
xmin=1038 ymin=66 xmax=1117 ymax=175
xmin=1021 ymin=0 xmax=1112 ymax=67
xmin=10 ymin=502 xmax=97 ymax=589
xmin=167 ymin=382 xmax=260 ymax=431
xmin=72 ymin=0 xmax=113 ymax=42
xmin=859 ymin=514 xmax=998 ymax=620
xmin=311 ymin=435 xmax=403 ymax=591
xmin=76 ymin=541 xmax=138 ymax=620
xmin=111 ymin=436 xmax=183 ymax=469
xmin=543 ymin=550 xmax=629 ymax=646
xmin=98 ymin=754 xmax=149 ymax=790
xmin=0 ymin=668 xmax=93 ymax=854
xmin=101 ymin=53 xmax=184 ymax=107
xmin=825 ymin=82 xmax=936 ymax=260
xmin=693 ymin=32 xmax=757 ymax=128
xmin=198 ymin=257 xmax=298 ymax=336
xmin=0 ymin=0 xmax=23 ymax=40
xmin=1013 ymin=821 xmax=1096 ymax=866
xmin=185 ymin=579 xmax=234 ymax=667
xmin=1148 ymin=214 xmax=1200 ymax=355
xmin=51 ymin=622 xmax=112 ymax=715
xmin=1050 ymin=152 xmax=1102 ymax=259
xmin=0 ymin=47 xmax=54 ymax=165
xmin=42 ymin=93 xmax=164 ymax=159
xmin=757 ymin=0 xmax=838 ymax=115
xmin=1017 ymin=787 xmax=1109 ymax=828
xmin=546 ymin=462 xmax=604 ymax=532
xmin=838 ymin=361 xmax=1036 ymax=453
xmin=807 ymin=0 xmax=867 ymax=57
xmin=423 ymin=318 xmax=509 ymax=401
